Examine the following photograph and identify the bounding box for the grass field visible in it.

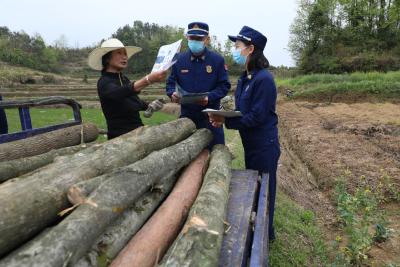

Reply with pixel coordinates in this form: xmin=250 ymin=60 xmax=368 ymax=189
xmin=277 ymin=71 xmax=400 ymax=102
xmin=2 ymin=107 xmax=330 ymax=266
xmin=269 ymin=194 xmax=330 ymax=266
xmin=5 ymin=108 xmax=177 ymax=142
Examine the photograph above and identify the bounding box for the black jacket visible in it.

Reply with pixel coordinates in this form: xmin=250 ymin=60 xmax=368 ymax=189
xmin=97 ymin=71 xmax=148 ymax=139
xmin=0 ymin=95 xmax=8 ymax=134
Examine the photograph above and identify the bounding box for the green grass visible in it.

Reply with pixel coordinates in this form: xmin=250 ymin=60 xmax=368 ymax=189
xmin=277 ymin=71 xmax=400 ymax=101
xmin=269 ymin=194 xmax=330 ymax=266
xmin=278 ymin=71 xmax=400 ymax=86
xmin=6 ymin=108 xmax=79 ymax=133
xmin=3 ymin=107 xmax=330 ymax=266
xmin=224 ymin=127 xmax=245 ymax=169
xmin=225 ymin=123 xmax=331 ymax=266
xmin=5 ymin=108 xmax=177 ymax=143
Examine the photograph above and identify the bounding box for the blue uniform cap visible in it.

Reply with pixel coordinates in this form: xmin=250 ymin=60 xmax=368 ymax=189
xmin=187 ymin=22 xmax=209 ymax=37
xmin=228 ymin=26 xmax=267 ymax=51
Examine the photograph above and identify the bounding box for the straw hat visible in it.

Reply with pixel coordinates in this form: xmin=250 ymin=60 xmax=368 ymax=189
xmin=88 ymin=38 xmax=142 ymax=70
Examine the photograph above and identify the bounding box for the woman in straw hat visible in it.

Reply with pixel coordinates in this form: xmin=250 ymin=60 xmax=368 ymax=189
xmin=88 ymin=38 xmax=167 ymax=139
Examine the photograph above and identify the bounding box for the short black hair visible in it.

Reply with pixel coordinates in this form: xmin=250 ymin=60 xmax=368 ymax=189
xmin=101 ymin=51 xmax=113 ymax=71
xmin=242 ymin=40 xmax=269 ymax=71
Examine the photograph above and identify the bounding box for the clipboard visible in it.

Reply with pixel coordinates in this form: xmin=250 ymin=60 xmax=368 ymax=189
xmin=176 ymin=84 xmax=208 ymax=104
xmin=202 ymin=108 xmax=243 ymax=118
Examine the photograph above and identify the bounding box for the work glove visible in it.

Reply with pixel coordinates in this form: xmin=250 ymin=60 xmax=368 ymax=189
xmin=220 ymin=96 xmax=235 ymax=111
xmin=144 ymin=99 xmax=165 ymax=118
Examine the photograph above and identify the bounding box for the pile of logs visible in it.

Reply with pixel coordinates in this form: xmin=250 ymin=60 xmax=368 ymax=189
xmin=0 ymin=118 xmax=233 ymax=267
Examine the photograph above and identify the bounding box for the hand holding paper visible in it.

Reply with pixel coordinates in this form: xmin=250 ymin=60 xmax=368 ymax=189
xmin=151 ymin=40 xmax=182 ymax=72
xmin=171 ymin=92 xmax=181 ymax=104
xmin=208 ymin=113 xmax=225 ymax=128
xmin=148 ymin=70 xmax=168 ymax=83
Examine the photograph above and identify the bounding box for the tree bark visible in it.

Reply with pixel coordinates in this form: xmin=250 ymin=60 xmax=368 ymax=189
xmin=0 ymin=144 xmax=97 ymax=183
xmin=0 ymin=128 xmax=212 ymax=267
xmin=67 ymin=175 xmax=110 ymax=206
xmin=160 ymin=145 xmax=232 ymax=267
xmin=110 ymin=150 xmax=209 ymax=267
xmin=0 ymin=118 xmax=196 ymax=258
xmin=74 ymin=172 xmax=179 ymax=267
xmin=0 ymin=123 xmax=99 ymax=162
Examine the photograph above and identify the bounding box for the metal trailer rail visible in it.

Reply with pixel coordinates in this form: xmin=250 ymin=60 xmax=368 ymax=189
xmin=220 ymin=170 xmax=270 ymax=267
xmin=0 ymin=96 xmax=82 ymax=144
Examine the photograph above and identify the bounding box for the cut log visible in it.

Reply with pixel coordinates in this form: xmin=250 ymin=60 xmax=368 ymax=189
xmin=0 ymin=128 xmax=212 ymax=267
xmin=74 ymin=172 xmax=179 ymax=267
xmin=0 ymin=144 xmax=97 ymax=183
xmin=0 ymin=118 xmax=196 ymax=257
xmin=161 ymin=103 xmax=180 ymax=116
xmin=160 ymin=145 xmax=232 ymax=267
xmin=67 ymin=175 xmax=111 ymax=206
xmin=0 ymin=123 xmax=99 ymax=162
xmin=110 ymin=150 xmax=209 ymax=267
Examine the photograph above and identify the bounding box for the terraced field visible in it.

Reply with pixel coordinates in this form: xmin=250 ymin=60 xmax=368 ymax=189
xmin=1 ymin=79 xmax=167 ymax=106
xmin=1 ymin=77 xmax=238 ymax=108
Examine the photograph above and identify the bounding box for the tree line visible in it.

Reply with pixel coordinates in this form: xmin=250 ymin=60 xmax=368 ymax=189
xmin=0 ymin=27 xmax=93 ymax=73
xmin=95 ymin=21 xmax=246 ymax=76
xmin=0 ymin=21 xmax=293 ymax=77
xmin=0 ymin=22 xmax=247 ymax=76
xmin=0 ymin=26 xmax=62 ymax=72
xmin=289 ymin=0 xmax=400 ymax=73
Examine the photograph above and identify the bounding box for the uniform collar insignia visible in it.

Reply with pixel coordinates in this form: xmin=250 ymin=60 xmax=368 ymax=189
xmin=191 ymin=55 xmax=206 ymax=61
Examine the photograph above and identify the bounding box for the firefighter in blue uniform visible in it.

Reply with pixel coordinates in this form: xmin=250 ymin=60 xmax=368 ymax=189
xmin=0 ymin=95 xmax=8 ymax=134
xmin=166 ymin=22 xmax=231 ymax=148
xmin=208 ymin=26 xmax=280 ymax=241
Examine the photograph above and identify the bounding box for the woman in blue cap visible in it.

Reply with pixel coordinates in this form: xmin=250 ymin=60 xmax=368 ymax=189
xmin=208 ymin=26 xmax=280 ymax=241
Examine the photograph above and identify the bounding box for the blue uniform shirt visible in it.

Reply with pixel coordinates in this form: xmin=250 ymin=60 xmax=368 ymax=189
xmin=166 ymin=47 xmax=230 ymax=148
xmin=225 ymin=68 xmax=279 ymax=172
xmin=166 ymin=47 xmax=231 ymax=120
xmin=225 ymin=69 xmax=278 ymax=141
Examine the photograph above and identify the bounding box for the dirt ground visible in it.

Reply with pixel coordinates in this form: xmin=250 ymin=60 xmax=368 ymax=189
xmin=277 ymin=99 xmax=400 ymax=265
xmin=153 ymin=98 xmax=400 ymax=265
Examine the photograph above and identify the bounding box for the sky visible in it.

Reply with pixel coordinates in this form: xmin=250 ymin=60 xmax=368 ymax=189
xmin=0 ymin=0 xmax=298 ymax=67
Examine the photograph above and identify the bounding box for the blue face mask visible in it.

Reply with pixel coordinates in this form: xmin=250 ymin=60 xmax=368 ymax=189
xmin=232 ymin=48 xmax=247 ymax=65
xmin=188 ymin=40 xmax=205 ymax=54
